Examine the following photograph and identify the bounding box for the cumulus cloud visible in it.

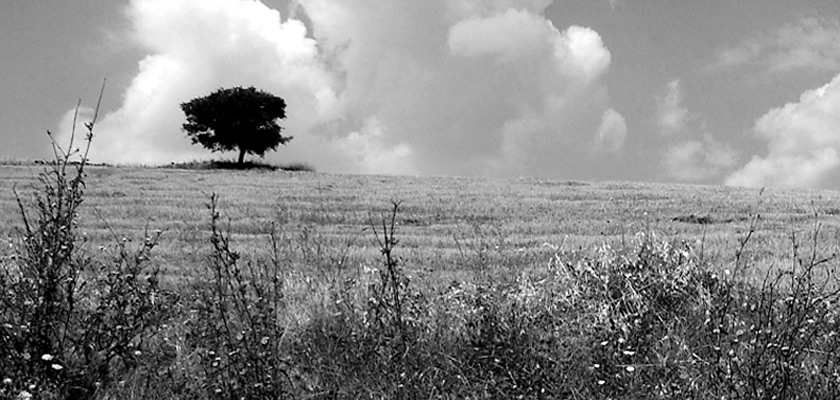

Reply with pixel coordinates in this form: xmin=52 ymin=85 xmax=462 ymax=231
xmin=655 ymin=79 xmax=736 ymax=182
xmin=55 ymin=0 xmax=397 ymax=171
xmin=596 ymin=108 xmax=627 ymax=152
xmin=58 ymin=0 xmax=624 ymax=177
xmin=656 ymin=79 xmax=688 ymax=136
xmin=326 ymin=117 xmax=415 ymax=174
xmin=710 ymin=17 xmax=840 ymax=74
xmin=663 ymin=135 xmax=736 ymax=181
xmin=725 ymin=73 xmax=840 ymax=188
xmin=447 ymin=8 xmax=556 ymax=62
xmin=302 ymin=0 xmax=621 ymax=177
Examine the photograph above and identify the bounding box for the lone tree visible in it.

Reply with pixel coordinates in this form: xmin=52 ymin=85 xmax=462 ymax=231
xmin=181 ymin=86 xmax=291 ymax=166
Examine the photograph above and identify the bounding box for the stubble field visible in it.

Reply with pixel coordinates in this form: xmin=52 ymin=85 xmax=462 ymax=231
xmin=4 ymin=164 xmax=840 ymax=282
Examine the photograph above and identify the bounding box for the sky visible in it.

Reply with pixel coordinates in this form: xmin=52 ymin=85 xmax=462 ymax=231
xmin=2 ymin=0 xmax=840 ymax=189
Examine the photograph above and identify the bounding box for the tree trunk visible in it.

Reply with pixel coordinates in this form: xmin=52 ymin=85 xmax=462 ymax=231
xmin=237 ymin=148 xmax=246 ymax=166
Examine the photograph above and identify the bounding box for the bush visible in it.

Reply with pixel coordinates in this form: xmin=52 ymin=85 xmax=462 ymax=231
xmin=0 ymin=93 xmax=174 ymax=399
xmin=187 ymin=194 xmax=293 ymax=399
xmin=700 ymin=219 xmax=840 ymax=399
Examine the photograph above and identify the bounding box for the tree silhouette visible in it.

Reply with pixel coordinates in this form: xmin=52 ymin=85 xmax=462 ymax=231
xmin=181 ymin=86 xmax=291 ymax=166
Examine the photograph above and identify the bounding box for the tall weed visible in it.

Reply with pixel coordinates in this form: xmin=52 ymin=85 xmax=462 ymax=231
xmin=0 ymin=85 xmax=173 ymax=399
xmin=188 ymin=194 xmax=293 ymax=399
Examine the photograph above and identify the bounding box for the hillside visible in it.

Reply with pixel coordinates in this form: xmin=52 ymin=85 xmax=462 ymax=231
xmin=3 ymin=164 xmax=839 ymax=281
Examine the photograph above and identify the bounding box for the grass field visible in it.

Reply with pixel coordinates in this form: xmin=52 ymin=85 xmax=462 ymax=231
xmin=4 ymin=163 xmax=840 ymax=282
xmin=3 ymin=162 xmax=840 ymax=399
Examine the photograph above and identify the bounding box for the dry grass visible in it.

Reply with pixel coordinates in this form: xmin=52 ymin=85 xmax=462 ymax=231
xmin=3 ymin=165 xmax=840 ymax=284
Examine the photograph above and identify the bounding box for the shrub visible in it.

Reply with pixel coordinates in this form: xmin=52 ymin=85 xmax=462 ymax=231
xmin=188 ymin=194 xmax=293 ymax=399
xmin=699 ymin=218 xmax=840 ymax=400
xmin=0 ymin=90 xmax=174 ymax=399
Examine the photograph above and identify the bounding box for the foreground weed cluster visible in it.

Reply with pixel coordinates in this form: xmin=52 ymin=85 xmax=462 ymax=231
xmin=0 ymin=94 xmax=173 ymax=399
xmin=188 ymin=194 xmax=293 ymax=399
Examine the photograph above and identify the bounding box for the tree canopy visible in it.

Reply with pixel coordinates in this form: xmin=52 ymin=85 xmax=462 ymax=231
xmin=180 ymin=86 xmax=291 ymax=165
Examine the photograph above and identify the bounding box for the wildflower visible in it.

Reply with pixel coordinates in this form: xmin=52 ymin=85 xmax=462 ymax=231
xmin=597 ymin=380 xmax=605 ymax=385
xmin=51 ymin=364 xmax=63 ymax=371
xmin=41 ymin=354 xmax=54 ymax=361
xmin=2 ymin=378 xmax=11 ymax=385
xmin=625 ymin=365 xmax=636 ymax=372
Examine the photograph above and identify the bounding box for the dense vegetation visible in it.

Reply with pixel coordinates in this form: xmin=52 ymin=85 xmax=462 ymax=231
xmin=2 ymin=129 xmax=840 ymax=398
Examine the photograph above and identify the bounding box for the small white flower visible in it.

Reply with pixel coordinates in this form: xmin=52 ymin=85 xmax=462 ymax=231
xmin=597 ymin=380 xmax=605 ymax=385
xmin=2 ymin=378 xmax=11 ymax=385
xmin=41 ymin=354 xmax=54 ymax=361
xmin=134 ymin=350 xmax=142 ymax=357
xmin=625 ymin=365 xmax=636 ymax=372
xmin=51 ymin=364 xmax=63 ymax=371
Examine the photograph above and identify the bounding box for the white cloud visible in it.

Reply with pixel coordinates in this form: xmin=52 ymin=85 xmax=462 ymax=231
xmin=448 ymin=12 xmax=612 ymax=83
xmin=663 ymin=135 xmax=736 ymax=182
xmin=329 ymin=117 xmax=415 ymax=175
xmin=656 ymin=79 xmax=688 ymax=136
xmin=557 ymin=26 xmax=611 ymax=82
xmin=655 ymin=79 xmax=737 ymax=182
xmin=596 ymin=108 xmax=627 ymax=152
xmin=710 ymin=17 xmax=840 ymax=74
xmin=301 ymin=0 xmax=619 ymax=177
xmin=57 ymin=0 xmax=342 ymax=166
xmin=57 ymin=0 xmax=622 ymax=178
xmin=447 ymin=8 xmax=556 ymax=62
xmin=725 ymin=73 xmax=840 ymax=188
xmin=445 ymin=0 xmax=552 ymax=19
